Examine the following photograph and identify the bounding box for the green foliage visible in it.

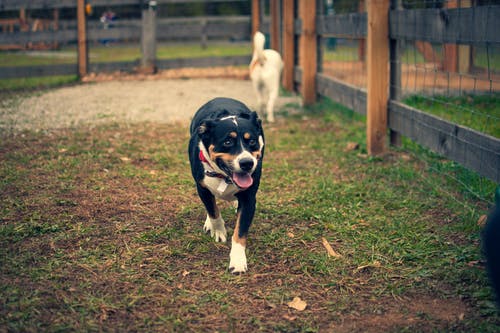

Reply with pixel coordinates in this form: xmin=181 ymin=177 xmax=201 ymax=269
xmin=404 ymin=93 xmax=500 ymax=138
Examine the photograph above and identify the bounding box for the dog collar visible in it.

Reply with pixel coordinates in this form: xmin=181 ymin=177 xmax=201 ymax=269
xmin=199 ymin=150 xmax=233 ymax=184
xmin=199 ymin=150 xmax=209 ymax=164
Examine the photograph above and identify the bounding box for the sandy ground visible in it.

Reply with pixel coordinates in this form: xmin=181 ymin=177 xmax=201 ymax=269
xmin=0 ymin=77 xmax=301 ymax=133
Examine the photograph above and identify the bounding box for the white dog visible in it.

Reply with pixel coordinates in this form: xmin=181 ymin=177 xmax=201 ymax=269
xmin=249 ymin=31 xmax=283 ymax=123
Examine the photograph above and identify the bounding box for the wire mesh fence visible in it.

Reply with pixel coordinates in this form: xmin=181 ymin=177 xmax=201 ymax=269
xmin=319 ymin=0 xmax=499 ymax=203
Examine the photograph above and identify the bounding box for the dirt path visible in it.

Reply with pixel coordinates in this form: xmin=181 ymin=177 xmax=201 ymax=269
xmin=0 ymin=77 xmax=301 ymax=133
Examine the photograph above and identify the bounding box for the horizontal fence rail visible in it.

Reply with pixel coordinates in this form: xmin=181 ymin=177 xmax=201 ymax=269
xmin=317 ymin=13 xmax=367 ymax=38
xmin=389 ymin=101 xmax=500 ymax=183
xmin=0 ymin=16 xmax=251 ymax=45
xmin=317 ymin=6 xmax=500 ymax=44
xmin=390 ymin=6 xmax=500 ymax=44
xmin=316 ymin=73 xmax=367 ymax=116
xmin=0 ymin=0 xmax=247 ymax=11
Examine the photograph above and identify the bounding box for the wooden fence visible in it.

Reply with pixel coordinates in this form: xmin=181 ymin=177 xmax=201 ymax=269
xmin=0 ymin=0 xmax=252 ymax=78
xmin=0 ymin=0 xmax=498 ymax=183
xmin=253 ymin=0 xmax=499 ymax=184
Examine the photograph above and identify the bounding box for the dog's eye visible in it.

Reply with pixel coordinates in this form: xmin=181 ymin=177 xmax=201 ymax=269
xmin=248 ymin=139 xmax=257 ymax=147
xmin=223 ymin=139 xmax=234 ymax=147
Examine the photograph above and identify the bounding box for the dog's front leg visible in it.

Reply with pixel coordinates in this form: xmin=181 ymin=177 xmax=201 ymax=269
xmin=197 ymin=183 xmax=227 ymax=242
xmin=229 ymin=196 xmax=256 ymax=273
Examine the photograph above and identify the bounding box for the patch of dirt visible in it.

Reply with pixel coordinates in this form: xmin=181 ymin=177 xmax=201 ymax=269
xmin=330 ymin=295 xmax=467 ymax=333
xmin=0 ymin=66 xmax=302 ymax=134
xmin=323 ymin=60 xmax=500 ymax=94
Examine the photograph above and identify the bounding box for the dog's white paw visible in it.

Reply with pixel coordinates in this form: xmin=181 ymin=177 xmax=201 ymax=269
xmin=229 ymin=241 xmax=247 ymax=273
xmin=203 ymin=215 xmax=227 ymax=242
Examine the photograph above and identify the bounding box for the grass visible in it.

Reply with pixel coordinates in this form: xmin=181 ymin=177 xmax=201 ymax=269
xmin=404 ymin=93 xmax=500 ymax=138
xmin=1 ymin=96 xmax=499 ymax=332
xmin=0 ymin=42 xmax=250 ymax=67
xmin=0 ymin=42 xmax=250 ymax=91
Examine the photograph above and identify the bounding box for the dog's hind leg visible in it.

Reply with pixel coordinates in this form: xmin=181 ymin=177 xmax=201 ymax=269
xmin=252 ymin=80 xmax=266 ymax=120
xmin=197 ymin=184 xmax=227 ymax=242
xmin=266 ymin=76 xmax=279 ymax=123
xmin=266 ymin=86 xmax=278 ymax=123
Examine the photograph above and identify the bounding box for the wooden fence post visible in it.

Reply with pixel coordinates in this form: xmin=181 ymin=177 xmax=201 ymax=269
xmin=457 ymin=0 xmax=472 ymax=74
xmin=443 ymin=0 xmax=458 ymax=72
xmin=251 ymin=0 xmax=260 ymax=36
xmin=77 ymin=0 xmax=88 ymax=78
xmin=270 ymin=0 xmax=280 ymax=51
xmin=141 ymin=1 xmax=157 ymax=73
xmin=367 ymin=0 xmax=389 ymax=155
xmin=298 ymin=0 xmax=317 ymax=105
xmin=358 ymin=0 xmax=366 ymax=62
xmin=281 ymin=0 xmax=295 ymax=91
xmin=390 ymin=0 xmax=402 ymax=147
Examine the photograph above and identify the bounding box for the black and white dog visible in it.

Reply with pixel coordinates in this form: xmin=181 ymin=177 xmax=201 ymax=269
xmin=188 ymin=97 xmax=265 ymax=273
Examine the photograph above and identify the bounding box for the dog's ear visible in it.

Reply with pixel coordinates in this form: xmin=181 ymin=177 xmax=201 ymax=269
xmin=250 ymin=111 xmax=263 ymax=132
xmin=197 ymin=120 xmax=214 ymax=138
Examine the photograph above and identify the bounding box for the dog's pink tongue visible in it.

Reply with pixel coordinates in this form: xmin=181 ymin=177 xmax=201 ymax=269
xmin=233 ymin=173 xmax=253 ymax=189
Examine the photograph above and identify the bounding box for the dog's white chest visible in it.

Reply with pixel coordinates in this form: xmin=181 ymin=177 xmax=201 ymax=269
xmin=203 ymin=175 xmax=239 ymax=201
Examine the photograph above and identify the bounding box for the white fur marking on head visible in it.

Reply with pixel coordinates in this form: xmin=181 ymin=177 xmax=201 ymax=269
xmin=220 ymin=115 xmax=238 ymax=126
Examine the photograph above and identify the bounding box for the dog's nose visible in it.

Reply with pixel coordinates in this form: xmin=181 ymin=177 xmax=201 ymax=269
xmin=239 ymin=158 xmax=255 ymax=172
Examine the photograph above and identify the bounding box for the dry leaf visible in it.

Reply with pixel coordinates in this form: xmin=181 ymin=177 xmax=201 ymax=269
xmin=467 ymin=260 xmax=480 ymax=267
xmin=345 ymin=142 xmax=360 ymax=152
xmin=477 ymin=214 xmax=488 ymax=227
xmin=182 ymin=270 xmax=190 ymax=277
xmin=283 ymin=314 xmax=297 ymax=321
xmin=265 ymin=301 xmax=276 ymax=309
xmin=321 ymin=237 xmax=342 ymax=258
xmin=356 ymin=260 xmax=381 ymax=271
xmin=287 ymin=232 xmax=295 ymax=238
xmin=288 ymin=297 xmax=307 ymax=311
xmin=120 ymin=157 xmax=131 ymax=162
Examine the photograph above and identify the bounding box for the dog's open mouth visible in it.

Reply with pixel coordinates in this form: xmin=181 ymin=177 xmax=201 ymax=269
xmin=232 ymin=172 xmax=253 ymax=189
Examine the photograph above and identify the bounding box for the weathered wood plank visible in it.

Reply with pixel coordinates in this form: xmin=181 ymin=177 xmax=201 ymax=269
xmin=389 ymin=6 xmax=500 ymax=44
xmin=316 ymin=73 xmax=366 ymax=116
xmin=0 ymin=0 xmax=247 ymax=11
xmin=156 ymin=55 xmax=250 ymax=69
xmin=0 ymin=17 xmax=251 ymax=45
xmin=281 ymin=0 xmax=295 ymax=91
xmin=317 ymin=7 xmax=499 ymax=44
xmin=0 ymin=30 xmax=77 ymax=44
xmin=298 ymin=0 xmax=317 ymax=105
xmin=366 ymin=0 xmax=389 ymax=155
xmin=389 ymin=100 xmax=500 ymax=183
xmin=0 ymin=63 xmax=77 ymax=78
xmin=316 ymin=13 xmax=367 ymax=38
xmin=89 ymin=60 xmax=138 ymax=73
